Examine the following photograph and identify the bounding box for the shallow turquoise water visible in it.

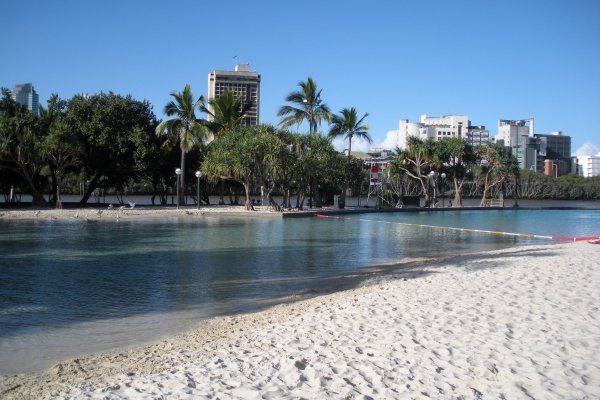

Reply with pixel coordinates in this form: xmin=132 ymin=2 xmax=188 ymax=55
xmin=346 ymin=209 xmax=600 ymax=238
xmin=0 ymin=210 xmax=598 ymax=373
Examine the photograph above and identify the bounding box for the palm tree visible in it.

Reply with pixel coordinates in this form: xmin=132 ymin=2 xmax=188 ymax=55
xmin=201 ymin=90 xmax=254 ymax=138
xmin=328 ymin=107 xmax=371 ymax=208
xmin=277 ymin=77 xmax=332 ymax=135
xmin=156 ymin=84 xmax=207 ymax=206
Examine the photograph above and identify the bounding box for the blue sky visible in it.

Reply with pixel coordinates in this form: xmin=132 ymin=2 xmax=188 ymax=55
xmin=2 ymin=0 xmax=599 ymax=155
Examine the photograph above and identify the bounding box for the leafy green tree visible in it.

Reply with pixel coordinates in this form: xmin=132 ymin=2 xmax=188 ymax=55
xmin=301 ymin=133 xmax=343 ymax=207
xmin=346 ymin=156 xmax=368 ymax=199
xmin=156 ymin=84 xmax=207 ymax=206
xmin=66 ymin=92 xmax=157 ymax=204
xmin=475 ymin=143 xmax=519 ymax=206
xmin=202 ymin=125 xmax=283 ymax=210
xmin=39 ymin=94 xmax=82 ymax=208
xmin=436 ymin=138 xmax=475 ymax=207
xmin=130 ymin=125 xmax=177 ymax=205
xmin=0 ymin=88 xmax=47 ymax=205
xmin=274 ymin=130 xmax=299 ymax=208
xmin=277 ymin=77 xmax=332 ymax=135
xmin=328 ymin=107 xmax=371 ymax=208
xmin=201 ymin=90 xmax=253 ymax=138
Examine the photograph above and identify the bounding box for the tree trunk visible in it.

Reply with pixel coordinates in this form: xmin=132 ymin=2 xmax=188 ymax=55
xmin=419 ymin=178 xmax=429 ymax=207
xmin=17 ymin=165 xmax=46 ymax=207
xmin=49 ymin=165 xmax=58 ymax=206
xmin=179 ymin=146 xmax=185 ymax=206
xmin=56 ymin=184 xmax=63 ymax=209
xmin=339 ymin=138 xmax=352 ymax=209
xmin=219 ymin=180 xmax=225 ymax=205
xmin=243 ymin=181 xmax=253 ymax=210
xmin=80 ymin=172 xmax=101 ymax=204
xmin=452 ymin=178 xmax=463 ymax=207
xmin=315 ymin=184 xmax=322 ymax=208
xmin=480 ymin=172 xmax=491 ymax=207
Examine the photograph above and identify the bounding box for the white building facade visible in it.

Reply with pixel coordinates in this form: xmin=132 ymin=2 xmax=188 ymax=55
xmin=495 ymin=119 xmax=532 ymax=148
xmin=397 ymin=114 xmax=487 ymax=149
xmin=573 ymin=153 xmax=600 ymax=177
xmin=208 ymin=64 xmax=260 ymax=127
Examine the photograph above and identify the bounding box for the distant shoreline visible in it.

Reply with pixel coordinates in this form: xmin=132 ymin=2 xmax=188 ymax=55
xmin=1 ymin=202 xmax=600 ymax=222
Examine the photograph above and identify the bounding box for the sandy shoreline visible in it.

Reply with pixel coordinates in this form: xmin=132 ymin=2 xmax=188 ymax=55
xmin=1 ymin=242 xmax=599 ymax=399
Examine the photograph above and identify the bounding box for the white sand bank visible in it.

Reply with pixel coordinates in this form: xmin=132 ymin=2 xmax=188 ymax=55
xmin=0 ymin=205 xmax=286 ymax=221
xmin=1 ymin=242 xmax=599 ymax=399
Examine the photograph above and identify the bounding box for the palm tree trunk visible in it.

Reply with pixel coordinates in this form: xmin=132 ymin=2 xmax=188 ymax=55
xmin=179 ymin=146 xmax=185 ymax=206
xmin=340 ymin=138 xmax=352 ymax=209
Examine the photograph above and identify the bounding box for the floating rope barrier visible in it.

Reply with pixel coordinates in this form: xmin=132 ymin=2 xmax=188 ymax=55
xmin=314 ymin=214 xmax=599 ymax=242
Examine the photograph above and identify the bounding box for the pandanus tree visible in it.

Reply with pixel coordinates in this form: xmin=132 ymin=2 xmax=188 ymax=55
xmin=436 ymin=137 xmax=475 ymax=207
xmin=328 ymin=107 xmax=371 ymax=208
xmin=156 ymin=84 xmax=207 ymax=206
xmin=476 ymin=143 xmax=519 ymax=206
xmin=201 ymin=89 xmax=254 ymax=204
xmin=277 ymin=77 xmax=332 ymax=135
xmin=391 ymin=137 xmax=440 ymax=205
xmin=202 ymin=125 xmax=283 ymax=210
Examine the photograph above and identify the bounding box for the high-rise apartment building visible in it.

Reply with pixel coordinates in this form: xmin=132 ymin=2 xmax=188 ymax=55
xmin=494 ymin=119 xmax=572 ymax=174
xmin=12 ymin=83 xmax=39 ymax=114
xmin=495 ymin=119 xmax=537 ymax=170
xmin=534 ymin=131 xmax=571 ymax=174
xmin=467 ymin=125 xmax=490 ymax=147
xmin=207 ymin=64 xmax=260 ymax=129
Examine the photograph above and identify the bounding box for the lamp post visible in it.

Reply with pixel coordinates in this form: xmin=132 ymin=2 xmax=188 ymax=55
xmin=195 ymin=170 xmax=201 ymax=210
xmin=513 ymin=134 xmax=520 ymax=208
xmin=440 ymin=172 xmax=446 ymax=208
xmin=175 ymin=168 xmax=182 ymax=209
xmin=551 ymin=162 xmax=558 ymax=178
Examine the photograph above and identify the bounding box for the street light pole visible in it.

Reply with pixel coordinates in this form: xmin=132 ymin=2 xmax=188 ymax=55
xmin=175 ymin=168 xmax=182 ymax=209
xmin=428 ymin=170 xmax=435 ymax=208
xmin=513 ymin=133 xmax=520 ymax=208
xmin=195 ymin=171 xmax=201 ymax=210
xmin=441 ymin=173 xmax=446 ymax=208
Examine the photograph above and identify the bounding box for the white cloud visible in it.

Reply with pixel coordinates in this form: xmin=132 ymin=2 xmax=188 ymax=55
xmin=331 ymin=129 xmax=399 ymax=154
xmin=330 ymin=137 xmax=347 ymax=152
xmin=330 ymin=136 xmax=373 ymax=153
xmin=379 ymin=130 xmax=399 ymax=150
xmin=574 ymin=141 xmax=600 ymax=156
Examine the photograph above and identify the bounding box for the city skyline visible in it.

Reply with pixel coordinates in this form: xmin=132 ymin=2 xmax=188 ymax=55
xmin=2 ymin=0 xmax=598 ymax=156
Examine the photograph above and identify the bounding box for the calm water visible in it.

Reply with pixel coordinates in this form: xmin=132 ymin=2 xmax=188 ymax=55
xmin=0 ymin=210 xmax=598 ymax=374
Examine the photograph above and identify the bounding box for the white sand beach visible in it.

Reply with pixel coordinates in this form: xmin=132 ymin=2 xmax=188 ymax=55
xmin=1 ymin=239 xmax=599 ymax=399
xmin=0 ymin=205 xmax=286 ymax=221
